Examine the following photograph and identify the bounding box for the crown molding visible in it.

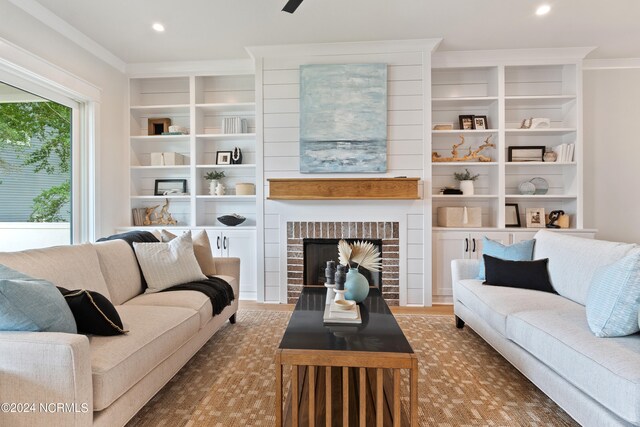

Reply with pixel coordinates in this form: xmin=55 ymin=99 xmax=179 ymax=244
xmin=583 ymin=58 xmax=640 ymax=70
xmin=432 ymin=47 xmax=597 ymax=68
xmin=8 ymin=0 xmax=126 ymax=73
xmin=126 ymin=59 xmax=254 ymax=77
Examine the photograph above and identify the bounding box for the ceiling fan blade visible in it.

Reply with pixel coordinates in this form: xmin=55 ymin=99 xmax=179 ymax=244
xmin=282 ymin=0 xmax=304 ymax=13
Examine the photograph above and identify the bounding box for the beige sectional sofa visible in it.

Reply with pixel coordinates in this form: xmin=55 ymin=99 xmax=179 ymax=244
xmin=452 ymin=230 xmax=640 ymax=427
xmin=0 ymin=239 xmax=239 ymax=427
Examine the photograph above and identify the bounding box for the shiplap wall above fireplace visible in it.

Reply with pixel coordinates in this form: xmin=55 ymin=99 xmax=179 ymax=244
xmin=247 ymin=39 xmax=440 ymax=305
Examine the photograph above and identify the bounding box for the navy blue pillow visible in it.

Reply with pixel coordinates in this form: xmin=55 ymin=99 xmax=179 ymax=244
xmin=483 ymin=255 xmax=555 ymax=293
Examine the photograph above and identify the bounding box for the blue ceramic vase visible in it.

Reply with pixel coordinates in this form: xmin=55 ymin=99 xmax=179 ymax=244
xmin=344 ymin=269 xmax=369 ymax=303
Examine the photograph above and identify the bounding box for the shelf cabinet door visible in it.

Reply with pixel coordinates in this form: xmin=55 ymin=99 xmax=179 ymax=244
xmin=432 ymin=232 xmax=472 ymax=298
xmin=220 ymin=229 xmax=257 ymax=299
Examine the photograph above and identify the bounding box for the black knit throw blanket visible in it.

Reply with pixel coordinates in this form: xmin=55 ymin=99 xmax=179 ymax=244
xmin=98 ymin=231 xmax=234 ymax=316
xmin=161 ymin=276 xmax=234 ymax=315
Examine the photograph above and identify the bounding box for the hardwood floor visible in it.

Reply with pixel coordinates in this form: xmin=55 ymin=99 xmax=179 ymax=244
xmin=238 ymin=300 xmax=453 ymax=315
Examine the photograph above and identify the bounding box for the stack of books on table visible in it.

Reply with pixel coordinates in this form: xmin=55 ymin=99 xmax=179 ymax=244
xmin=323 ymin=301 xmax=362 ymax=324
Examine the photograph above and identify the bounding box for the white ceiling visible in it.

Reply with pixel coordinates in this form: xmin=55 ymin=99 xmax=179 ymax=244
xmin=31 ymin=0 xmax=640 ymax=64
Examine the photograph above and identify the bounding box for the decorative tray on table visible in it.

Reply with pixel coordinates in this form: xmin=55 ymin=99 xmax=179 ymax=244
xmin=323 ymin=301 xmax=362 ymax=324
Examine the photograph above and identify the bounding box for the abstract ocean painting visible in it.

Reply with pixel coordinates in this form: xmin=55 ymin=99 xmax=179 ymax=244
xmin=299 ymin=64 xmax=387 ymax=173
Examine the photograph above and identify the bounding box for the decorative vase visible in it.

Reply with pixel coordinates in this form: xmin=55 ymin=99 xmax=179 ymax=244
xmin=215 ymin=183 xmax=225 ymax=196
xmin=543 ymin=148 xmax=557 ymax=162
xmin=344 ymin=269 xmax=369 ymax=303
xmin=459 ymin=180 xmax=474 ymax=195
xmin=208 ymin=180 xmax=218 ymax=195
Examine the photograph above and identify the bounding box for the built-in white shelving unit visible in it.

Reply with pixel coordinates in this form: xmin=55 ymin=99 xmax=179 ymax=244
xmin=429 ymin=49 xmax=595 ymax=302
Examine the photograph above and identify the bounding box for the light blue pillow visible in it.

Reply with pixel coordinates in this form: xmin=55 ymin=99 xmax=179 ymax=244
xmin=478 ymin=237 xmax=535 ymax=280
xmin=0 ymin=264 xmax=77 ymax=333
xmin=586 ymin=252 xmax=640 ymax=337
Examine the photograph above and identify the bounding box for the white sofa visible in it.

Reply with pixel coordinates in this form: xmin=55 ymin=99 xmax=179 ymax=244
xmin=452 ymin=230 xmax=640 ymax=427
xmin=0 ymin=239 xmax=239 ymax=427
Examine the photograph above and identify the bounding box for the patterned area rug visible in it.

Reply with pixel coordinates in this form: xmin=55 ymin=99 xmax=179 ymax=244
xmin=127 ymin=310 xmax=577 ymax=427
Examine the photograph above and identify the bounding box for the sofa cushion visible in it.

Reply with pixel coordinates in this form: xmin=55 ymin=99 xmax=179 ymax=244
xmin=90 ymin=304 xmax=199 ymax=410
xmin=477 ymin=237 xmax=535 ymax=280
xmin=0 ymin=243 xmax=112 ymax=300
xmin=125 ymin=291 xmax=212 ymax=330
xmin=454 ymin=279 xmax=575 ymax=337
xmin=94 ymin=240 xmax=144 ymax=305
xmin=483 ymin=255 xmax=554 ymax=293
xmin=161 ymin=229 xmax=217 ymax=275
xmin=533 ymin=230 xmax=639 ymax=305
xmin=0 ymin=264 xmax=76 ymax=333
xmin=133 ymin=231 xmax=207 ymax=293
xmin=506 ymin=306 xmax=640 ymax=425
xmin=586 ymin=252 xmax=640 ymax=337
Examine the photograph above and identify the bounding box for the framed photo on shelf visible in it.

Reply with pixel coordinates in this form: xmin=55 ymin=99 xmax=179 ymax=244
xmin=216 ymin=151 xmax=232 ymax=165
xmin=154 ymin=179 xmax=187 ymax=196
xmin=508 ymin=146 xmax=545 ymax=162
xmin=526 ymin=207 xmax=546 ymax=228
xmin=505 ymin=204 xmax=521 ymax=227
xmin=458 ymin=115 xmax=474 ymax=130
xmin=474 ymin=115 xmax=488 ymax=130
xmin=148 ymin=118 xmax=171 ymax=136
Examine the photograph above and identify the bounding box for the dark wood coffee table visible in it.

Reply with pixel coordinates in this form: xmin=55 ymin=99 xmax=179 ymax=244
xmin=276 ymin=286 xmax=418 ymax=426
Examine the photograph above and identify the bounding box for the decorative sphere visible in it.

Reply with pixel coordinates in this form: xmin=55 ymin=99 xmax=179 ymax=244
xmin=344 ymin=269 xmax=370 ymax=303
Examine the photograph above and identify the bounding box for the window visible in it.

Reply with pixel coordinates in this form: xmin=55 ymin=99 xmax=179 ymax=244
xmin=0 ymin=81 xmax=75 ymax=248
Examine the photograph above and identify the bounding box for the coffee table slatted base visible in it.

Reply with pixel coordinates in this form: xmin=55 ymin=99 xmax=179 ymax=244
xmin=276 ymin=350 xmax=418 ymax=426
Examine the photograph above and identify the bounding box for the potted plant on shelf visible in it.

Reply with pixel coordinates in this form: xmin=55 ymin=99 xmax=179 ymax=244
xmin=204 ymin=171 xmax=225 ymax=195
xmin=454 ymin=169 xmax=480 ymax=195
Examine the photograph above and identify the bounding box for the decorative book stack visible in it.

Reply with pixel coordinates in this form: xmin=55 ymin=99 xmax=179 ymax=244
xmin=323 ymin=301 xmax=362 ymax=324
xmin=222 ymin=117 xmax=248 ymax=134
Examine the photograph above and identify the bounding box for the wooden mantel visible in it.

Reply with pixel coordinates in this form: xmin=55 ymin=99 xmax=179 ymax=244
xmin=267 ymin=178 xmax=421 ymax=200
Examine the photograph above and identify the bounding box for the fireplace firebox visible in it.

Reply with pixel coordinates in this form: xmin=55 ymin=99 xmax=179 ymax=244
xmin=303 ymin=238 xmax=382 ymax=289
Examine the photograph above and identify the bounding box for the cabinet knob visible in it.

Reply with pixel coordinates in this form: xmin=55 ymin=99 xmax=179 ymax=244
xmin=217 ymin=236 xmax=221 ymax=250
xmin=464 ymin=238 xmax=469 ymax=252
xmin=472 ymin=238 xmax=476 ymax=253
xmin=223 ymin=236 xmax=228 ymax=250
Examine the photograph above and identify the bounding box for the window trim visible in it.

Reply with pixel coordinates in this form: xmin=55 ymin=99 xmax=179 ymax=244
xmin=0 ymin=38 xmax=100 ymax=243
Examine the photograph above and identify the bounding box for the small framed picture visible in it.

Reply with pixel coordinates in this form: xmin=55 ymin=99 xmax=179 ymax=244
xmin=508 ymin=146 xmax=546 ymax=162
xmin=526 ymin=208 xmax=546 ymax=228
xmin=505 ymin=203 xmax=521 ymax=227
xmin=458 ymin=115 xmax=474 ymax=130
xmin=148 ymin=118 xmax=171 ymax=136
xmin=216 ymin=151 xmax=232 ymax=165
xmin=474 ymin=115 xmax=488 ymax=130
xmin=154 ymin=179 xmax=187 ymax=196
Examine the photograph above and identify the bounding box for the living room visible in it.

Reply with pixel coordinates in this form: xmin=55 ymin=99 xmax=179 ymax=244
xmin=1 ymin=0 xmax=639 ymax=426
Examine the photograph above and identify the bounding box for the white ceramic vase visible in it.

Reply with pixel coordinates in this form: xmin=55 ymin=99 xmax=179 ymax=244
xmin=208 ymin=180 xmax=218 ymax=195
xmin=459 ymin=180 xmax=475 ymax=195
xmin=215 ymin=183 xmax=226 ymax=196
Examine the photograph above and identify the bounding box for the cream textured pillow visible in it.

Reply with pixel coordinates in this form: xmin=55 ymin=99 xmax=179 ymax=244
xmin=133 ymin=231 xmax=207 ymax=293
xmin=161 ymin=229 xmax=217 ymax=275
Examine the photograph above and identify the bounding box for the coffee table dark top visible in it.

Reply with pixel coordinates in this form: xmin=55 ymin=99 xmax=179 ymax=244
xmin=279 ymin=286 xmax=414 ymax=354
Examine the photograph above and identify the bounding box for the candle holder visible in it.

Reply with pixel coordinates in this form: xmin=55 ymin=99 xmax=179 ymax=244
xmin=324 ymin=283 xmax=336 ymax=305
xmin=334 ymin=288 xmax=346 ymax=302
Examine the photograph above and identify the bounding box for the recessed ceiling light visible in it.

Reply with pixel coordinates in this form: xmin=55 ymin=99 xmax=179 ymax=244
xmin=536 ymin=4 xmax=551 ymax=15
xmin=152 ymin=23 xmax=165 ymax=32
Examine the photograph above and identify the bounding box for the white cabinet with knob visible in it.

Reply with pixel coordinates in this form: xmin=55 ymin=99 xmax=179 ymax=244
xmin=432 ymin=231 xmax=508 ymax=299
xmin=207 ymin=228 xmax=257 ymax=300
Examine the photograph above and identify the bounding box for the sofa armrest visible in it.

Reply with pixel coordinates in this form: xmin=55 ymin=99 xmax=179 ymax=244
xmin=0 ymin=332 xmax=92 ymax=427
xmin=451 ymin=259 xmax=481 ymax=283
xmin=214 ymin=257 xmax=240 ymax=296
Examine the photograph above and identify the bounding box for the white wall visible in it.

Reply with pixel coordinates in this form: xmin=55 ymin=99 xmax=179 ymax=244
xmin=251 ymin=41 xmax=436 ymax=305
xmin=583 ymin=68 xmax=640 ymax=244
xmin=0 ymin=0 xmax=128 ymax=240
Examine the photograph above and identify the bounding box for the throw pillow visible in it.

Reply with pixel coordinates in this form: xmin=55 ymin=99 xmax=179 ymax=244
xmin=161 ymin=229 xmax=217 ymax=275
xmin=478 ymin=237 xmax=535 ymax=280
xmin=133 ymin=231 xmax=207 ymax=293
xmin=585 ymin=252 xmax=640 ymax=337
xmin=58 ymin=287 xmax=127 ymax=336
xmin=0 ymin=264 xmax=76 ymax=333
xmin=483 ymin=255 xmax=555 ymax=293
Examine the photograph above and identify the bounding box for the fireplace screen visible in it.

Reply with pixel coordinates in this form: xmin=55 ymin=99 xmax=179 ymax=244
xmin=303 ymin=238 xmax=382 ymax=289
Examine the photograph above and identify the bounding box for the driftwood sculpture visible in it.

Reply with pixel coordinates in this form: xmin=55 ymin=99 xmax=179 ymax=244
xmin=143 ymin=199 xmax=178 ymax=226
xmin=432 ymin=135 xmax=495 ymax=162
